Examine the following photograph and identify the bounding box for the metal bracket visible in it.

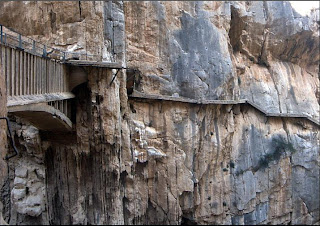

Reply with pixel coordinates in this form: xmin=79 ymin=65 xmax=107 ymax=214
xmin=109 ymin=67 xmax=125 ymax=88
xmin=0 ymin=25 xmax=3 ymax=44
xmin=0 ymin=117 xmax=19 ymax=160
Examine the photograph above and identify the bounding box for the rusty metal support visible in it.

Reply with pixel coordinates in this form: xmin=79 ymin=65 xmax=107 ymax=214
xmin=109 ymin=69 xmax=120 ymax=87
xmin=0 ymin=117 xmax=19 ymax=160
xmin=109 ymin=67 xmax=135 ymax=88
xmin=0 ymin=25 xmax=3 ymax=44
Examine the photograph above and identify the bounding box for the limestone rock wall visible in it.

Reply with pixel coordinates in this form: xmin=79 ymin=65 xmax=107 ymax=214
xmin=0 ymin=45 xmax=8 ymax=225
xmin=0 ymin=1 xmax=126 ymax=62
xmin=1 ymin=66 xmax=127 ymax=225
xmin=0 ymin=2 xmax=102 ymax=56
xmin=229 ymin=1 xmax=319 ymax=118
xmin=125 ymin=1 xmax=236 ymax=100
xmin=0 ymin=1 xmax=319 ymax=225
xmin=125 ymin=1 xmax=319 ymax=119
xmin=124 ymin=100 xmax=319 ymax=225
xmin=44 ymin=68 xmax=127 ymax=225
xmin=3 ymin=121 xmax=47 ymax=225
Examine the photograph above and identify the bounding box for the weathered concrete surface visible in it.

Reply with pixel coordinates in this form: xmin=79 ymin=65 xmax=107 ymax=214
xmin=7 ymin=92 xmax=75 ymax=107
xmin=130 ymin=90 xmax=320 ymax=126
xmin=8 ymin=103 xmax=73 ymax=131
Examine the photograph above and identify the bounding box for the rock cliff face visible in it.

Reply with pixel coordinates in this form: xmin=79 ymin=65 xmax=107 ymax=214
xmin=0 ymin=46 xmax=8 ymax=225
xmin=0 ymin=1 xmax=319 ymax=225
xmin=125 ymin=1 xmax=319 ymax=118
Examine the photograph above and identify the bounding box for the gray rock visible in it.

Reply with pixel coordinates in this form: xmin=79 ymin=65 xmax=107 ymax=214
xmin=25 ymin=206 xmax=42 ymax=217
xmin=255 ymin=202 xmax=269 ymax=224
xmin=11 ymin=188 xmax=26 ymax=201
xmin=26 ymin=195 xmax=42 ymax=206
xmin=234 ymin=170 xmax=256 ymax=210
xmin=166 ymin=10 xmax=234 ymax=99
xmin=35 ymin=168 xmax=45 ymax=180
xmin=15 ymin=167 xmax=28 ymax=178
xmin=13 ymin=177 xmax=27 ymax=186
xmin=244 ymin=211 xmax=256 ymax=225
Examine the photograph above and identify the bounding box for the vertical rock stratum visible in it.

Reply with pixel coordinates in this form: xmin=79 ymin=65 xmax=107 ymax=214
xmin=0 ymin=1 xmax=319 ymax=225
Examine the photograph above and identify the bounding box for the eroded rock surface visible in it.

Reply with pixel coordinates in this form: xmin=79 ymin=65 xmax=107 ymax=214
xmin=0 ymin=1 xmax=319 ymax=225
xmin=0 ymin=45 xmax=8 ymax=225
xmin=125 ymin=1 xmax=319 ymax=119
xmin=124 ymin=100 xmax=319 ymax=225
xmin=1 ymin=120 xmax=47 ymax=225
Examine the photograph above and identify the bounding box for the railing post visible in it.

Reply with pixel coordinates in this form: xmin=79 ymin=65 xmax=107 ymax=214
xmin=43 ymin=45 xmax=47 ymax=58
xmin=18 ymin=34 xmax=22 ymax=49
xmin=0 ymin=25 xmax=3 ymax=44
xmin=32 ymin=40 xmax=36 ymax=53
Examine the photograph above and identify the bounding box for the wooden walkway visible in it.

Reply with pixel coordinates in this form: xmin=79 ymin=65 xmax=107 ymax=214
xmin=0 ymin=24 xmax=123 ymax=131
xmin=0 ymin=24 xmax=318 ymax=131
xmin=0 ymin=45 xmax=73 ymax=131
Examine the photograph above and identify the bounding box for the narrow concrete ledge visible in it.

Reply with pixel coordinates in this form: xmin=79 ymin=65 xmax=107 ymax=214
xmin=8 ymin=103 xmax=73 ymax=131
xmin=130 ymin=90 xmax=247 ymax=105
xmin=7 ymin=92 xmax=75 ymax=107
xmin=130 ymin=91 xmax=320 ymax=126
xmin=65 ymin=60 xmax=123 ymax=69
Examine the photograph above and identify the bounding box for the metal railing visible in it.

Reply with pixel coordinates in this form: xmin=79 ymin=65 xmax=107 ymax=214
xmin=2 ymin=45 xmax=69 ymax=97
xmin=48 ymin=99 xmax=71 ymax=120
xmin=0 ymin=24 xmax=105 ymax=62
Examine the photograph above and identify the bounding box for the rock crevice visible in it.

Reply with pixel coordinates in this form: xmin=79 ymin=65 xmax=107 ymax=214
xmin=0 ymin=1 xmax=319 ymax=225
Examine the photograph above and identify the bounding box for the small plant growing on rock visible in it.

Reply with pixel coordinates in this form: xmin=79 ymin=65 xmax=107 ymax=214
xmin=272 ymin=136 xmax=296 ymax=154
xmin=257 ymin=135 xmax=296 ymax=170
xmin=235 ymin=169 xmax=244 ymax=176
xmin=258 ymin=157 xmax=269 ymax=169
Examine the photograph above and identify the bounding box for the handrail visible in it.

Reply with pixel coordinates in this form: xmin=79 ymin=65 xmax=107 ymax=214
xmin=0 ymin=24 xmax=106 ymax=62
xmin=0 ymin=117 xmax=19 ymax=160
